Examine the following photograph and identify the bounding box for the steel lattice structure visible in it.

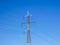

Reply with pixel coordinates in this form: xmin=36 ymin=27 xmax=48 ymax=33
xmin=21 ymin=10 xmax=33 ymax=45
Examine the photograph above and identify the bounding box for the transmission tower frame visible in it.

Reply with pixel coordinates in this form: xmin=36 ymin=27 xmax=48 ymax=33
xmin=21 ymin=10 xmax=33 ymax=45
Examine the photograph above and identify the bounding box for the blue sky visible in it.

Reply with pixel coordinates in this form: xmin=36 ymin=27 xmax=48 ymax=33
xmin=0 ymin=0 xmax=60 ymax=45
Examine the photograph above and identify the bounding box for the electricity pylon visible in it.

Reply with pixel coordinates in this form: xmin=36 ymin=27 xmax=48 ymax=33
xmin=21 ymin=10 xmax=33 ymax=45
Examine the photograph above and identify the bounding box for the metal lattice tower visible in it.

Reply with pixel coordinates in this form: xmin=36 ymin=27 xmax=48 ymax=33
xmin=21 ymin=10 xmax=33 ymax=45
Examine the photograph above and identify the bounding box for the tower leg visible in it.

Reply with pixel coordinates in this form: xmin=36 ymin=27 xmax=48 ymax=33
xmin=27 ymin=30 xmax=31 ymax=45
